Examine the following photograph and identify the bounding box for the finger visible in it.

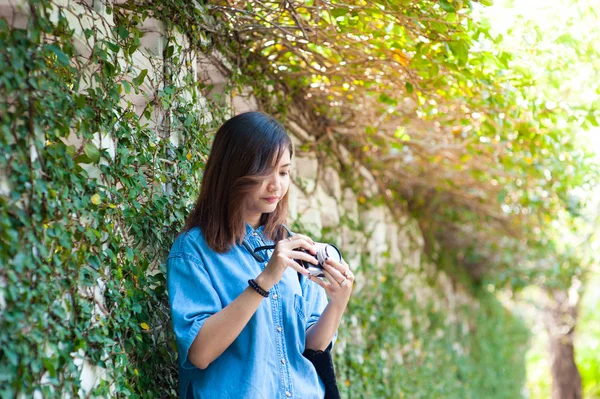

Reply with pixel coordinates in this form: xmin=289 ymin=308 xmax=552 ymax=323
xmin=322 ymin=267 xmax=343 ymax=286
xmin=286 ymin=259 xmax=311 ymax=276
xmin=288 ymin=234 xmax=315 ymax=245
xmin=323 ymin=260 xmax=346 ymax=280
xmin=281 ymin=238 xmax=316 ymax=254
xmin=288 ymin=249 xmax=319 ymax=264
xmin=337 ymin=260 xmax=354 ymax=279
xmin=308 ymin=275 xmax=331 ymax=289
xmin=325 ymin=258 xmax=347 ymax=273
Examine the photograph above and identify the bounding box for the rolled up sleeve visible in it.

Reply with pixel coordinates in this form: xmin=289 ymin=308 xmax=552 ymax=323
xmin=167 ymin=254 xmax=222 ymax=369
xmin=302 ymin=278 xmax=338 ymax=347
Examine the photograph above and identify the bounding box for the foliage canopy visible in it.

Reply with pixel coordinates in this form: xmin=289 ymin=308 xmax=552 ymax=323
xmin=206 ymin=0 xmax=600 ymax=288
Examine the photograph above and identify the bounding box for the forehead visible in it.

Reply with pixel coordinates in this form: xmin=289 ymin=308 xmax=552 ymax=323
xmin=278 ymin=149 xmax=291 ymax=165
xmin=268 ymin=147 xmax=290 ymax=168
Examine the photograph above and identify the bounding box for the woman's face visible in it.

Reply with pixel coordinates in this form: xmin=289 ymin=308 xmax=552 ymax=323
xmin=244 ymin=149 xmax=292 ymax=222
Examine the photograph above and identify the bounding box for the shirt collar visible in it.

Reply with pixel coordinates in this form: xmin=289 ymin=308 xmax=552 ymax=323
xmin=245 ymin=223 xmax=265 ymax=238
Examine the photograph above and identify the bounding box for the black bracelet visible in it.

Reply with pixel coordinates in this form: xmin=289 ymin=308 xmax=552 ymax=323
xmin=248 ymin=279 xmax=269 ymax=297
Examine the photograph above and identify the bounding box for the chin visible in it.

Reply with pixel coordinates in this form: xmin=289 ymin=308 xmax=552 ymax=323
xmin=262 ymin=204 xmax=279 ymax=214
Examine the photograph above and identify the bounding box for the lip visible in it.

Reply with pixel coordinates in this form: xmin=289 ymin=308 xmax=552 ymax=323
xmin=263 ymin=196 xmax=280 ymax=204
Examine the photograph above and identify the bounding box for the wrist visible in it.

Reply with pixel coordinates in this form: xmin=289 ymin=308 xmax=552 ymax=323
xmin=328 ymin=297 xmax=349 ymax=312
xmin=248 ymin=279 xmax=269 ymax=297
xmin=255 ymin=272 xmax=277 ymax=291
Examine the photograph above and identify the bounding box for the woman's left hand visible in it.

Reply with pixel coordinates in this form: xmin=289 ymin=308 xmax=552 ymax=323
xmin=308 ymin=258 xmax=354 ymax=307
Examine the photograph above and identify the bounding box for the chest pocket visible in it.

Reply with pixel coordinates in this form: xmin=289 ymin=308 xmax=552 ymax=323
xmin=293 ymin=293 xmax=308 ymax=322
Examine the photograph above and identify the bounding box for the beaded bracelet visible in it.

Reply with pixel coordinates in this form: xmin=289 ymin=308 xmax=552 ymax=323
xmin=248 ymin=279 xmax=269 ymax=297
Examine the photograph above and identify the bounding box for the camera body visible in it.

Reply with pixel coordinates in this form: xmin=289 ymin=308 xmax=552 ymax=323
xmin=296 ymin=243 xmax=342 ymax=278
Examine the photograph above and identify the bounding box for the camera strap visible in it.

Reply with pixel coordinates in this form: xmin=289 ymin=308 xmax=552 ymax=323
xmin=253 ymin=244 xmax=276 ymax=253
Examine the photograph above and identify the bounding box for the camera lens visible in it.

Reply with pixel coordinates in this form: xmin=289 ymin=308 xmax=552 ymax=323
xmin=316 ymin=244 xmax=342 ymax=265
xmin=298 ymin=243 xmax=342 ymax=277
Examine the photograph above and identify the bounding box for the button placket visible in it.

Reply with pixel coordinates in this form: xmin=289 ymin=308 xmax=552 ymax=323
xmin=252 ymin=231 xmax=293 ymax=397
xmin=243 ymin=230 xmax=295 ymax=396
xmin=269 ymin=277 xmax=291 ymax=394
xmin=275 ymin=289 xmax=293 ymax=398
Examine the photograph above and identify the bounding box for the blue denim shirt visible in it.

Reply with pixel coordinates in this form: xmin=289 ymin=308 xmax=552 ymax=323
xmin=167 ymin=224 xmax=329 ymax=398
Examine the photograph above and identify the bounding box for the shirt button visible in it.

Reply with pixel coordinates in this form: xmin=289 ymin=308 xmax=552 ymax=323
xmin=273 ymin=294 xmax=278 ymax=299
xmin=281 ymin=358 xmax=286 ymax=365
xmin=253 ymin=232 xmax=258 ymax=236
xmin=285 ymin=392 xmax=291 ymax=397
xmin=277 ymin=326 xmax=282 ymax=332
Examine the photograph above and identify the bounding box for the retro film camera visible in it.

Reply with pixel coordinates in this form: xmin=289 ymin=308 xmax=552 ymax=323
xmin=295 ymin=243 xmax=343 ymax=278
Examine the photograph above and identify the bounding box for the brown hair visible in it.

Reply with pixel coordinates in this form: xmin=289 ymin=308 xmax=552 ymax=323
xmin=184 ymin=112 xmax=294 ymax=252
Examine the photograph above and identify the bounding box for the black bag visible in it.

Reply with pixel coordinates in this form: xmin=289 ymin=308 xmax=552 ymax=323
xmin=296 ymin=270 xmax=340 ymax=399
xmin=303 ymin=343 xmax=341 ymax=399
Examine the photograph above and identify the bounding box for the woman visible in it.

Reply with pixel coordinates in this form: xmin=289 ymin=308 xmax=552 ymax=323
xmin=167 ymin=112 xmax=354 ymax=398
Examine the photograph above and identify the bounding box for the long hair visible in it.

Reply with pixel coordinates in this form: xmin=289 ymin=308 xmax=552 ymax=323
xmin=184 ymin=112 xmax=293 ymax=252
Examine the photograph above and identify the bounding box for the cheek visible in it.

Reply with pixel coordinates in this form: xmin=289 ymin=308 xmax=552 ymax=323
xmin=249 ymin=185 xmax=265 ymax=203
xmin=257 ymin=182 xmax=269 ymax=195
xmin=281 ymin=176 xmax=290 ymax=193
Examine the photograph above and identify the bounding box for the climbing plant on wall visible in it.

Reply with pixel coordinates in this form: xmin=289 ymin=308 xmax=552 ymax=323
xmin=0 ymin=1 xmax=229 ymax=395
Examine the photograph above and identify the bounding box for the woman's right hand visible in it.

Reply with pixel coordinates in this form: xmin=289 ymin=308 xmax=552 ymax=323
xmin=256 ymin=234 xmax=318 ymax=290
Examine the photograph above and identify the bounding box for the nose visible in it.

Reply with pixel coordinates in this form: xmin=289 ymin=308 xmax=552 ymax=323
xmin=266 ymin=173 xmax=280 ymax=193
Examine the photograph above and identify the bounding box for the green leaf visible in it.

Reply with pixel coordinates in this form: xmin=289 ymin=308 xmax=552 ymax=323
xmin=439 ymin=0 xmax=456 ymax=13
xmin=84 ymin=143 xmax=101 ymax=163
xmin=102 ymin=61 xmax=116 ymax=76
xmin=106 ymin=41 xmax=120 ymax=53
xmin=497 ymin=189 xmax=507 ymax=203
xmin=47 ymin=44 xmax=70 ymax=66
xmin=448 ymin=41 xmax=470 ymax=65
xmin=165 ymin=45 xmax=174 ymax=59
xmin=128 ymin=42 xmax=140 ymax=55
xmin=555 ymin=33 xmax=574 ymax=45
xmin=133 ymin=69 xmax=148 ymax=87
xmin=118 ymin=26 xmax=129 ymax=40
xmin=122 ymin=80 xmax=131 ymax=94
xmin=75 ymin=94 xmax=86 ymax=109
xmin=75 ymin=154 xmax=92 ymax=164
xmin=378 ymin=93 xmax=397 ymax=106
xmin=405 ymin=82 xmax=414 ymax=94
xmin=331 ymin=8 xmax=349 ymax=18
xmin=431 ymin=22 xmax=448 ymax=34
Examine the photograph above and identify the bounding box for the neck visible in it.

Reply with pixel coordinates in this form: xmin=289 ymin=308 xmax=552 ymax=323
xmin=246 ymin=213 xmax=262 ymax=229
